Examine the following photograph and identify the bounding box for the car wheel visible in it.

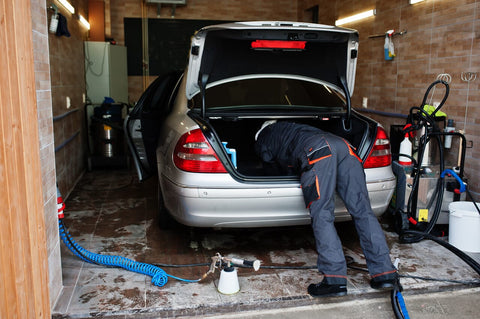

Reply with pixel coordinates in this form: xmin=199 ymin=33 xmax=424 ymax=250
xmin=157 ymin=182 xmax=177 ymax=230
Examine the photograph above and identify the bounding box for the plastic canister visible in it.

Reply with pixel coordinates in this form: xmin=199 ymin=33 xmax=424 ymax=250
xmin=448 ymin=201 xmax=480 ymax=253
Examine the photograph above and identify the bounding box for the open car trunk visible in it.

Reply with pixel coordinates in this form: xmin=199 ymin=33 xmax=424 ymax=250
xmin=200 ymin=113 xmax=376 ymax=177
xmin=182 ymin=22 xmax=365 ymax=179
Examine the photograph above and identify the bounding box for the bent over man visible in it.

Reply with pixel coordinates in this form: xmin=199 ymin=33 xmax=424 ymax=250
xmin=255 ymin=121 xmax=398 ymax=297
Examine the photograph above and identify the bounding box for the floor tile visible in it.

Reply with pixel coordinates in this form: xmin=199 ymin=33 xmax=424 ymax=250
xmin=52 ymin=169 xmax=480 ymax=318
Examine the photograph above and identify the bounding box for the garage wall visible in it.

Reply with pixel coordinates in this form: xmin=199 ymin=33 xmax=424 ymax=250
xmin=298 ymin=0 xmax=480 ymax=200
xmin=49 ymin=0 xmax=89 ymax=198
xmin=109 ymin=0 xmax=298 ymax=103
xmin=47 ymin=0 xmax=88 ymax=197
xmin=31 ymin=0 xmax=61 ymax=308
xmin=1 ymin=0 xmax=53 ymax=316
xmin=46 ymin=0 xmax=90 ymax=306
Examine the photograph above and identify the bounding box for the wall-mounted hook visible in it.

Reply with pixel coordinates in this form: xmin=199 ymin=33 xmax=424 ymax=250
xmin=461 ymin=72 xmax=477 ymax=82
xmin=48 ymin=3 xmax=58 ymax=13
xmin=369 ymin=29 xmax=407 ymax=39
xmin=436 ymin=73 xmax=452 ymax=84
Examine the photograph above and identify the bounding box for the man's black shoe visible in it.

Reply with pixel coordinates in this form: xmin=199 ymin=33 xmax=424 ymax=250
xmin=370 ymin=273 xmax=400 ymax=290
xmin=308 ymin=279 xmax=347 ymax=297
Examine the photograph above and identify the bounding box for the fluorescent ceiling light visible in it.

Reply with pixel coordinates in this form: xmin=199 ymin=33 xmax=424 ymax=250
xmin=410 ymin=0 xmax=425 ymax=4
xmin=335 ymin=9 xmax=376 ymax=26
xmin=79 ymin=15 xmax=90 ymax=30
xmin=58 ymin=0 xmax=75 ymax=14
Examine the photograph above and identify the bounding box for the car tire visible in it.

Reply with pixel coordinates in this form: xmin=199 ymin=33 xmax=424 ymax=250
xmin=156 ymin=182 xmax=177 ymax=230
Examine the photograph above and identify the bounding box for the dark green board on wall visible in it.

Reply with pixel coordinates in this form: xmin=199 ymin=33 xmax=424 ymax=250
xmin=124 ymin=18 xmax=232 ymax=76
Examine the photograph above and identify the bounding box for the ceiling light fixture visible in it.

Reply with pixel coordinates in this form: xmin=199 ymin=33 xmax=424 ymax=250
xmin=335 ymin=9 xmax=376 ymax=26
xmin=57 ymin=0 xmax=75 ymax=14
xmin=409 ymin=0 xmax=426 ymax=4
xmin=79 ymin=15 xmax=90 ymax=30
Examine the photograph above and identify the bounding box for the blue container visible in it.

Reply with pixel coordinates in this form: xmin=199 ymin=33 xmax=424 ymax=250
xmin=222 ymin=142 xmax=237 ymax=168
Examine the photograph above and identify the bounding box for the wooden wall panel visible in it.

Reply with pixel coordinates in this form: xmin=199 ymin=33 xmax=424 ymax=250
xmin=89 ymin=0 xmax=106 ymax=41
xmin=0 ymin=0 xmax=51 ymax=317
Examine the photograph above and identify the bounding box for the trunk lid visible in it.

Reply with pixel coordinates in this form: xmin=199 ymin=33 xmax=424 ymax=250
xmin=185 ymin=21 xmax=359 ymax=105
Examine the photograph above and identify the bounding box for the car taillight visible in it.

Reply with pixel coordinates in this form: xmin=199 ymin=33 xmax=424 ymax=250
xmin=363 ymin=126 xmax=392 ymax=169
xmin=173 ymin=129 xmax=227 ymax=173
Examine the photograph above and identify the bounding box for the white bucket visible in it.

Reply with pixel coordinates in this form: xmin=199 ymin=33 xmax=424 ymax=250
xmin=448 ymin=201 xmax=480 ymax=253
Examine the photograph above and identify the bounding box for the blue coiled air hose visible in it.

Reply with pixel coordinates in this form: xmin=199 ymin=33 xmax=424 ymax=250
xmin=58 ymin=220 xmax=200 ymax=286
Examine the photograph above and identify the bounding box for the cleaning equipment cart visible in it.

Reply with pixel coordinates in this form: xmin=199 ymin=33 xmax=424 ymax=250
xmin=395 ymin=80 xmax=469 ymax=239
xmin=85 ymin=101 xmax=130 ymax=170
xmin=390 ymin=79 xmax=480 ymax=319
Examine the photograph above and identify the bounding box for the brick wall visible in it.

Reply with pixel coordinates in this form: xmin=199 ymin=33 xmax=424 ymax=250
xmin=46 ymin=0 xmax=90 ymax=305
xmin=109 ymin=0 xmax=298 ymax=102
xmin=30 ymin=0 xmax=60 ymax=307
xmin=298 ymin=0 xmax=480 ymax=200
xmin=49 ymin=0 xmax=89 ymax=198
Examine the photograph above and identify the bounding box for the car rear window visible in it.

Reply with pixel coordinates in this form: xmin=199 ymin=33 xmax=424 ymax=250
xmin=190 ymin=78 xmax=346 ymax=111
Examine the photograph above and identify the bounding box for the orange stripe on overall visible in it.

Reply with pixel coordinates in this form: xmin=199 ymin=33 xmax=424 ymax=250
xmin=342 ymin=139 xmax=361 ymax=162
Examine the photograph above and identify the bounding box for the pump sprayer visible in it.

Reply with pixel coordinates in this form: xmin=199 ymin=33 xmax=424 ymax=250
xmin=204 ymin=253 xmax=261 ymax=278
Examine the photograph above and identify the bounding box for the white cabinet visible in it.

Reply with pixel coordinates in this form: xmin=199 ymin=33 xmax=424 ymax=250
xmin=85 ymin=41 xmax=128 ymax=104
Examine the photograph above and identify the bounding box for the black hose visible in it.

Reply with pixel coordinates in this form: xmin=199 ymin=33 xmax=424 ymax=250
xmin=399 ymin=274 xmax=480 ymax=285
xmin=400 ymin=134 xmax=445 ymax=244
xmin=420 ymin=80 xmax=450 ymax=118
xmin=395 ymin=229 xmax=480 ymax=319
xmin=400 ymin=80 xmax=451 ymax=243
xmin=391 ymin=287 xmax=404 ymax=319
xmin=402 ymin=230 xmax=480 ymax=276
xmin=465 ymin=187 xmax=480 ymax=215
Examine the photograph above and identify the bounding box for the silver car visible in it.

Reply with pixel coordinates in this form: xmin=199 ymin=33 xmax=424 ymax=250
xmin=126 ymin=21 xmax=396 ymax=228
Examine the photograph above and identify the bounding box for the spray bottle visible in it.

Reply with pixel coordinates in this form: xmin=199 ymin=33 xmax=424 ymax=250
xmin=384 ymin=35 xmax=392 ymax=60
xmin=384 ymin=30 xmax=395 ymax=61
xmin=399 ymin=133 xmax=412 ymax=166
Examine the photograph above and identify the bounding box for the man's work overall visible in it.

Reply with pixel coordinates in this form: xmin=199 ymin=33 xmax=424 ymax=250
xmin=255 ymin=122 xmax=396 ymax=285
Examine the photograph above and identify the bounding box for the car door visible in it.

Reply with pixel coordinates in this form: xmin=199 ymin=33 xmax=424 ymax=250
xmin=125 ymin=71 xmax=183 ymax=180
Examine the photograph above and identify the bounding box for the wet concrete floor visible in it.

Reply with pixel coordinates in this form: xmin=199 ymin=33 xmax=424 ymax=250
xmin=52 ymin=169 xmax=480 ymax=318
